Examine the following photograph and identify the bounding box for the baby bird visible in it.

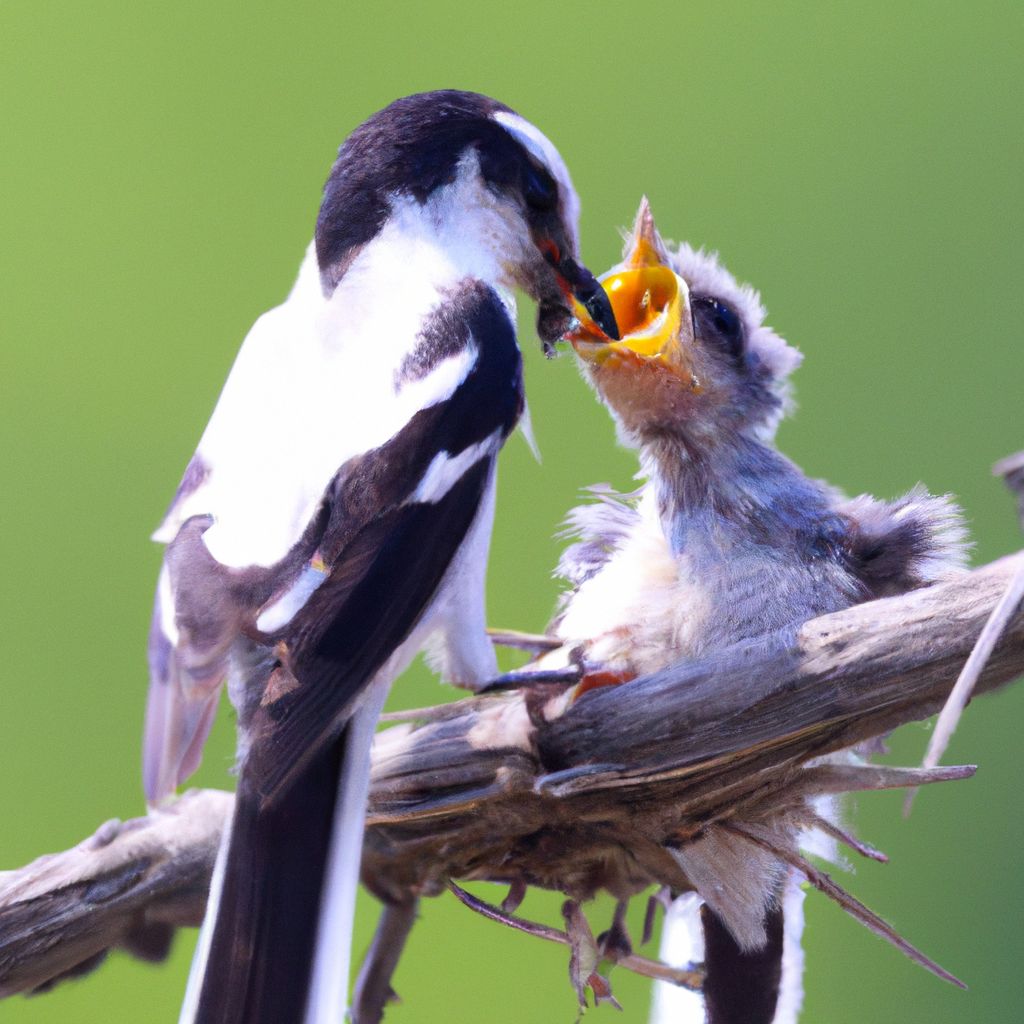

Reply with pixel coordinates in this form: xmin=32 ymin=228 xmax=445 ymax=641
xmin=539 ymin=200 xmax=968 ymax=1023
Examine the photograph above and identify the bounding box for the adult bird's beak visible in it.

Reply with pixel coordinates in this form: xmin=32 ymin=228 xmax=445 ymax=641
xmin=567 ymin=198 xmax=696 ymax=380
xmin=558 ymin=257 xmax=621 ymax=340
xmin=538 ymin=240 xmax=621 ymax=342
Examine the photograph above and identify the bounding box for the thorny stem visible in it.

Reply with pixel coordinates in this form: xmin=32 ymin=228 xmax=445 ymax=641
xmin=447 ymin=882 xmax=704 ymax=991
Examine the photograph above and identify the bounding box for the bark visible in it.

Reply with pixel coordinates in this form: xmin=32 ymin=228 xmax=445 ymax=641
xmin=1 ymin=551 xmax=1022 ymax=999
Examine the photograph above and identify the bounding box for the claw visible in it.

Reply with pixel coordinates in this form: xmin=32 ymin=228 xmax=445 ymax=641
xmin=501 ymin=879 xmax=527 ymax=915
xmin=563 ymin=900 xmax=623 ymax=1013
xmin=597 ymin=900 xmax=633 ymax=961
xmin=643 ymin=887 xmax=674 ymax=945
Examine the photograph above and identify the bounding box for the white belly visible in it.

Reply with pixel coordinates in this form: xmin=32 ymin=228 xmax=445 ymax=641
xmin=554 ymin=497 xmax=710 ymax=677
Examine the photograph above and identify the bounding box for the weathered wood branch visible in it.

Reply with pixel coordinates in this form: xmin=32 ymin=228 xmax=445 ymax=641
xmin=1 ymin=552 xmax=1022 ymax=1000
xmin=0 ymin=789 xmax=232 ymax=998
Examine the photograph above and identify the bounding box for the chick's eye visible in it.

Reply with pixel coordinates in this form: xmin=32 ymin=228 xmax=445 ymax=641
xmin=693 ymin=296 xmax=745 ymax=362
xmin=522 ymin=162 xmax=558 ymax=211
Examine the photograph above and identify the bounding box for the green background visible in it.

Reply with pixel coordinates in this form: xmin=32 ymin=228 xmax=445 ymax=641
xmin=2 ymin=1 xmax=1021 ymax=1021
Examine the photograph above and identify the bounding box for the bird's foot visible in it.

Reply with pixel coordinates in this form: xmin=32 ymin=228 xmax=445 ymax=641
xmin=476 ymin=665 xmax=581 ymax=695
xmin=597 ymin=899 xmax=633 ymax=961
xmin=501 ymin=879 xmax=528 ymax=914
xmin=562 ymin=900 xmax=623 ymax=1014
xmin=642 ymin=886 xmax=675 ymax=944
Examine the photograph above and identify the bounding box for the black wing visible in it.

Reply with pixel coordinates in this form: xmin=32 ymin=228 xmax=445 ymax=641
xmin=245 ymin=281 xmax=524 ymax=803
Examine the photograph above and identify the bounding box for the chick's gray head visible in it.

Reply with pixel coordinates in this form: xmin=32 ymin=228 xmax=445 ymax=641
xmin=568 ymin=199 xmax=801 ymax=449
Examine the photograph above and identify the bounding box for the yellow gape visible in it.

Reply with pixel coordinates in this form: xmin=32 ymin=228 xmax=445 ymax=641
xmin=566 ymin=200 xmax=696 ymax=383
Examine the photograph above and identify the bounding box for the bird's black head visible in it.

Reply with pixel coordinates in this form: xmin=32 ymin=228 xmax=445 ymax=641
xmin=314 ymin=90 xmax=617 ymax=342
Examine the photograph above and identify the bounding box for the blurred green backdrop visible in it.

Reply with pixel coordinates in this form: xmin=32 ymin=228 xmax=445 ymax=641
xmin=2 ymin=1 xmax=1021 ymax=1021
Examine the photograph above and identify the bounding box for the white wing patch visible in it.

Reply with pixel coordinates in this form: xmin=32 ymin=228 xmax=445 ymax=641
xmin=158 ymin=226 xmax=490 ymax=569
xmin=256 ymin=558 xmax=330 ymax=633
xmin=399 ymin=342 xmax=478 ymax=408
xmin=412 ymin=430 xmax=501 ymax=504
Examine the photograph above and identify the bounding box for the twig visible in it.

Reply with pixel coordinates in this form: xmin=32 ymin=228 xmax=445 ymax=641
xmin=487 ymin=628 xmax=563 ymax=653
xmin=722 ymin=824 xmax=965 ymax=989
xmin=1 ymin=554 xmax=1022 ymax=999
xmin=905 ymin=560 xmax=1024 ymax=815
xmin=904 ymin=452 xmax=1024 ymax=814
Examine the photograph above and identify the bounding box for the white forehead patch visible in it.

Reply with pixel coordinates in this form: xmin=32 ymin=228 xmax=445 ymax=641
xmin=493 ymin=110 xmax=581 ymax=252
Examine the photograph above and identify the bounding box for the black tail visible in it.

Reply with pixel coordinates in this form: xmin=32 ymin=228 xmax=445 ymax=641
xmin=190 ymin=728 xmax=347 ymax=1024
xmin=701 ymin=903 xmax=785 ymax=1024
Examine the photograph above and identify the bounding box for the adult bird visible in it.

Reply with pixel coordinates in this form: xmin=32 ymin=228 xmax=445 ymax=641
xmin=142 ymin=90 xmax=618 ymax=1024
xmin=538 ymin=200 xmax=967 ymax=1023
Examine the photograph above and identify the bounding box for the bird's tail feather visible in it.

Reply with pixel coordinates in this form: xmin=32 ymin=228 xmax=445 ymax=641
xmin=700 ymin=902 xmax=785 ymax=1024
xmin=306 ymin=682 xmax=389 ymax=1024
xmin=183 ymin=727 xmax=349 ymax=1024
xmin=771 ymin=874 xmax=806 ymax=1024
xmin=651 ymin=878 xmax=803 ymax=1024
xmin=651 ymin=893 xmax=706 ymax=1024
xmin=178 ymin=815 xmax=231 ymax=1024
xmin=181 ymin=678 xmax=389 ymax=1024
xmin=142 ymin=668 xmax=219 ymax=805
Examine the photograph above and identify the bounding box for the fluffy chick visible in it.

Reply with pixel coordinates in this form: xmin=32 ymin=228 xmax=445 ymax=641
xmin=541 ymin=200 xmax=968 ymax=1024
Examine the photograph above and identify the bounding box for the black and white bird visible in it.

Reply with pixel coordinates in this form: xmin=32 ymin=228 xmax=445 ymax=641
xmin=537 ymin=201 xmax=968 ymax=1024
xmin=142 ymin=90 xmax=617 ymax=1024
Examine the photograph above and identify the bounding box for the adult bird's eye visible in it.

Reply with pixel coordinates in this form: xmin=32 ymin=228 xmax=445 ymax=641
xmin=693 ymin=296 xmax=745 ymax=362
xmin=522 ymin=161 xmax=558 ymax=211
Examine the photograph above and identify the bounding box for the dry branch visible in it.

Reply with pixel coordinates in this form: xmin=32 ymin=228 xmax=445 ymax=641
xmin=902 ymin=451 xmax=1024 ymax=809
xmin=1 ymin=552 xmax=1023 ymax=1000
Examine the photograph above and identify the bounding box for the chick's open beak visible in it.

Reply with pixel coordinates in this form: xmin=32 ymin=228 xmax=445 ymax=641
xmin=567 ymin=199 xmax=694 ymax=380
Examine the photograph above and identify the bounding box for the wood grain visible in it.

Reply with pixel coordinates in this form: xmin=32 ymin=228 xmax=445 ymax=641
xmin=1 ymin=553 xmax=1021 ymax=999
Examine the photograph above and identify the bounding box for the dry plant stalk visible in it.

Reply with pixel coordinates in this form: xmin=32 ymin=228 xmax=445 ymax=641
xmin=1 ymin=550 xmax=1022 ymax=1007
xmin=903 ymin=453 xmax=1024 ymax=811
